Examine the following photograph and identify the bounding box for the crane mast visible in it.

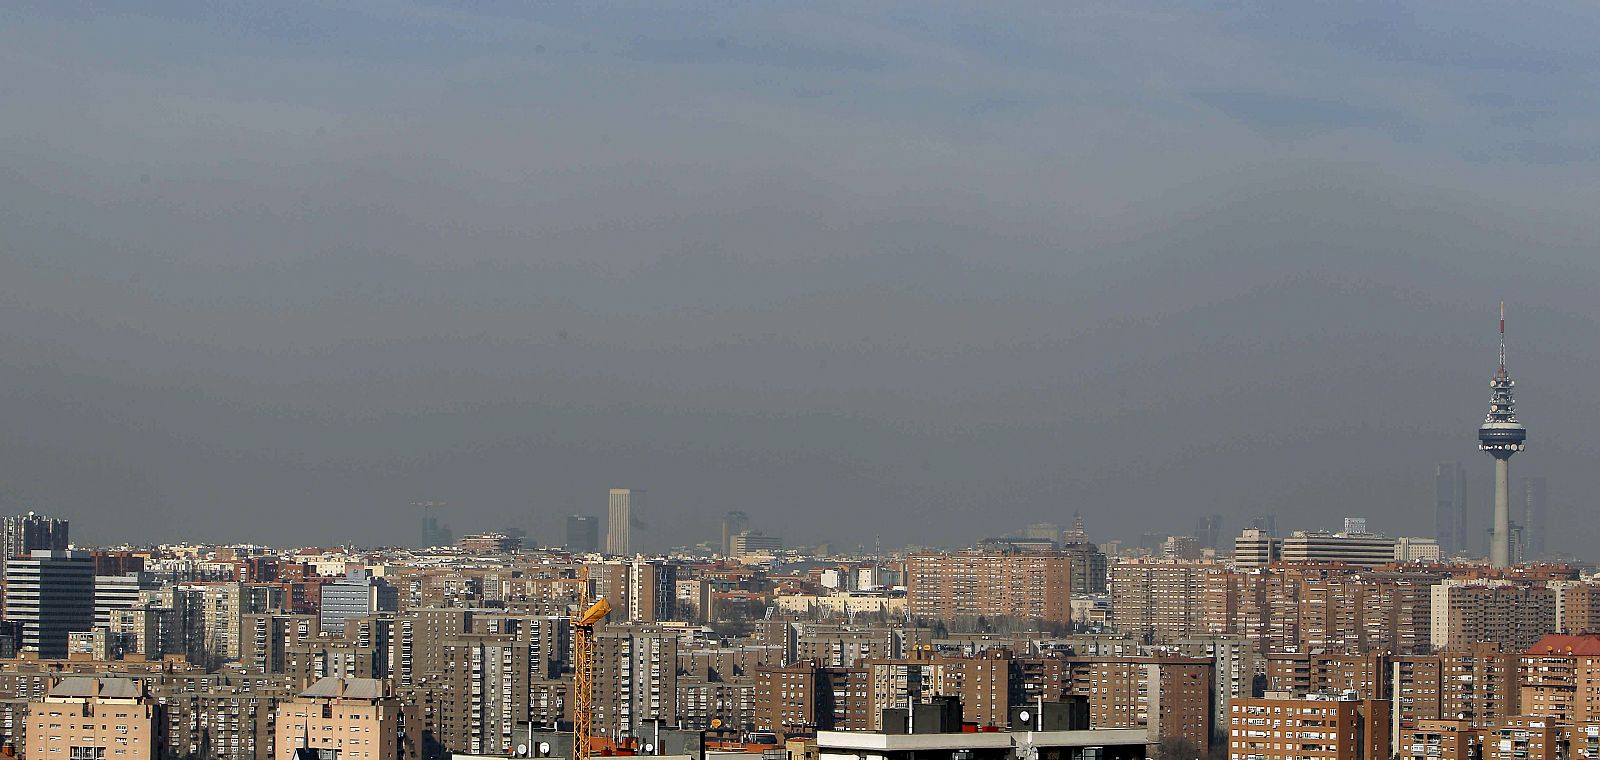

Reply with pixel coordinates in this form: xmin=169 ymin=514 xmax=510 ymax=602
xmin=572 ymin=568 xmax=610 ymax=760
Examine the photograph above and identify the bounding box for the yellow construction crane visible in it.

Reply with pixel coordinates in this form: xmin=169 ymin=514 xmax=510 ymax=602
xmin=573 ymin=568 xmax=611 ymax=760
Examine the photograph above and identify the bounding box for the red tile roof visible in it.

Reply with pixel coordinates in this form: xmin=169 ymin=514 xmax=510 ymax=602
xmin=1526 ymin=634 xmax=1600 ymax=656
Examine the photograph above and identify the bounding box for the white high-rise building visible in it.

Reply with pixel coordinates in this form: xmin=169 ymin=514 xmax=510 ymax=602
xmin=607 ymin=488 xmax=639 ymax=555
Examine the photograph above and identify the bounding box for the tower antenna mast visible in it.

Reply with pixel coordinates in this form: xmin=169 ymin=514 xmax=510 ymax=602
xmin=1499 ymin=301 xmax=1506 ymax=372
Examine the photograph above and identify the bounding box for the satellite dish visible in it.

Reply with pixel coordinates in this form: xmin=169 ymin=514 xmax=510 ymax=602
xmin=516 ymin=745 xmax=528 ymax=757
xmin=1018 ymin=710 xmax=1032 ymax=724
xmin=537 ymin=743 xmax=551 ymax=756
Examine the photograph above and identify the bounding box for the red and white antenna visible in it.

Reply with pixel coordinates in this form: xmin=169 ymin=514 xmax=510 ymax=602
xmin=1498 ymin=301 xmax=1507 ymax=373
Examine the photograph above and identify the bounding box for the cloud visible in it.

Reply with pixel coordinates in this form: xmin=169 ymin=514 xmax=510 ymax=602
xmin=622 ymin=35 xmax=887 ymax=72
xmin=1193 ymin=92 xmax=1404 ymax=138
xmin=2 ymin=2 xmax=1600 ymax=554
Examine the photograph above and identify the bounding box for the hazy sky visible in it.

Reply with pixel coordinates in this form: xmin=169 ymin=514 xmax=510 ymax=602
xmin=4 ymin=2 xmax=1600 ymax=553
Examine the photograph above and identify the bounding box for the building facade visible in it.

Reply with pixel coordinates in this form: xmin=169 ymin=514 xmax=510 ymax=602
xmin=907 ymin=551 xmax=1087 ymax=626
xmin=565 ymin=516 xmax=599 ymax=554
xmin=4 ymin=550 xmax=95 ymax=659
xmin=606 ymin=489 xmax=638 ymax=556
xmin=319 ymin=572 xmax=398 ymax=637
xmin=273 ymin=677 xmax=419 ymax=760
xmin=1229 ymin=692 xmax=1391 ymax=760
xmin=26 ymin=677 xmax=160 ymax=760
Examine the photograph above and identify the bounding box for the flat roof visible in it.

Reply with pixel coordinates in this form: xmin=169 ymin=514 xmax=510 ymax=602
xmin=817 ymin=728 xmax=1149 ymax=752
xmin=301 ymin=676 xmax=387 ymax=699
xmin=48 ymin=677 xmax=143 ymax=700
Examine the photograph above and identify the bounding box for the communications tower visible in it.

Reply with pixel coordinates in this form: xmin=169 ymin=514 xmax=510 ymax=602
xmin=1478 ymin=302 xmax=1527 ymax=568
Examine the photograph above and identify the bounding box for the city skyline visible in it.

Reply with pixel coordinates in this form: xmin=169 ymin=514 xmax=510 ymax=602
xmin=9 ymin=5 xmax=1600 ymax=760
xmin=0 ymin=516 xmax=1588 ymax=759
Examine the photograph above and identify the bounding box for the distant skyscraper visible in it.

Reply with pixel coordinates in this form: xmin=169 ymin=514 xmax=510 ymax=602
xmin=416 ymin=502 xmax=451 ymax=549
xmin=1064 ymin=512 xmax=1089 ymax=543
xmin=721 ymin=511 xmax=750 ymax=556
xmin=1521 ymin=477 xmax=1548 ymax=559
xmin=3 ymin=550 xmax=93 ymax=658
xmin=1249 ymin=514 xmax=1278 ymax=538
xmin=1193 ymin=514 xmax=1223 ymax=549
xmin=1435 ymin=463 xmax=1468 ymax=555
xmin=607 ymin=488 xmax=639 ymax=555
xmin=566 ymin=515 xmax=599 ymax=553
xmin=730 ymin=531 xmax=784 ymax=556
xmin=1478 ymin=303 xmax=1527 ymax=569
xmin=1023 ymin=522 xmax=1062 ymax=542
xmin=0 ymin=512 xmax=69 ymax=566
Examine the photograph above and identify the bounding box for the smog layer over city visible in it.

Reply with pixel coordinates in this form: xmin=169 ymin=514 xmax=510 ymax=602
xmin=3 ymin=4 xmax=1600 ymax=760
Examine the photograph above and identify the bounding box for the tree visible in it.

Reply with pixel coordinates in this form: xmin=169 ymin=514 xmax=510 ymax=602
xmin=1155 ymin=736 xmax=1202 ymax=760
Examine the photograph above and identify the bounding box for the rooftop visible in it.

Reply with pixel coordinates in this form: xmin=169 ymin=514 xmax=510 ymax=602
xmin=1526 ymin=634 xmax=1600 ymax=656
xmin=817 ymin=728 xmax=1148 ymax=753
xmin=48 ymin=677 xmax=143 ymax=700
xmin=301 ymin=676 xmax=389 ymax=700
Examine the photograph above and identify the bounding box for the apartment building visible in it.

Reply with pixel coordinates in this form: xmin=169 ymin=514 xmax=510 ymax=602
xmin=1228 ymin=692 xmax=1391 ymax=760
xmin=907 ymin=551 xmax=1096 ymax=625
xmin=273 ymin=676 xmax=419 ymax=760
xmin=1402 ymin=719 xmax=1480 ymax=760
xmin=1519 ymin=633 xmax=1600 ymax=728
xmin=1110 ymin=560 xmax=1217 ymax=642
xmin=1430 ymin=581 xmax=1556 ymax=653
xmin=1065 ymin=656 xmax=1214 ymax=753
xmin=593 ymin=625 xmax=680 ymax=739
xmin=26 ymin=677 xmax=160 ymax=760
xmin=1482 ymin=716 xmax=1559 ymax=760
xmin=1201 ymin=566 xmax=1439 ymax=655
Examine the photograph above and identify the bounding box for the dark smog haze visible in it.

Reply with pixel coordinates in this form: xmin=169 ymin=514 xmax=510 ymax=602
xmin=3 ymin=3 xmax=1599 ymax=553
